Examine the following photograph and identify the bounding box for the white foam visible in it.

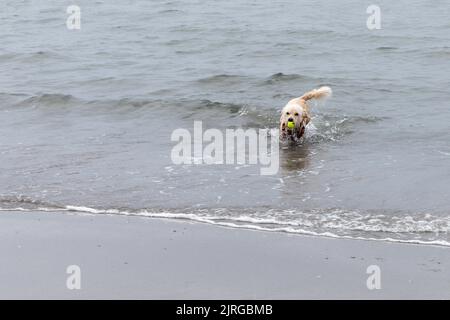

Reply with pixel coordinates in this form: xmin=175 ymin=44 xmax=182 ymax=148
xmin=1 ymin=205 xmax=449 ymax=248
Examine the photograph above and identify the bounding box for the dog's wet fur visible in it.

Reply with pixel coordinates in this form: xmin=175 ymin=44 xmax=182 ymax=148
xmin=279 ymin=86 xmax=332 ymax=142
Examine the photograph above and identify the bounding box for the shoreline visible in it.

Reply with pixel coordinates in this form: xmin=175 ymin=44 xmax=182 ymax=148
xmin=4 ymin=206 xmax=448 ymax=249
xmin=1 ymin=210 xmax=449 ymax=299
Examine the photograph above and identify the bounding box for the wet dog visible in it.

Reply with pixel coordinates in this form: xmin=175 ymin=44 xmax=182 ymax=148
xmin=279 ymin=86 xmax=332 ymax=141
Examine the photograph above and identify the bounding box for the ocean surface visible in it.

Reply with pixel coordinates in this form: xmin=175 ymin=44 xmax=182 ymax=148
xmin=1 ymin=0 xmax=450 ymax=246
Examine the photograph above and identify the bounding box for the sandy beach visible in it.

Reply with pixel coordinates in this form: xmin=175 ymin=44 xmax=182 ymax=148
xmin=0 ymin=211 xmax=448 ymax=299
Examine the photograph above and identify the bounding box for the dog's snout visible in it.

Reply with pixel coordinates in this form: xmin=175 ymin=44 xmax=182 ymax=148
xmin=288 ymin=117 xmax=294 ymax=122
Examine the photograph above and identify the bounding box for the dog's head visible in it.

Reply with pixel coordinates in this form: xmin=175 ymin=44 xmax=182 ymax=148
xmin=279 ymin=100 xmax=310 ymax=140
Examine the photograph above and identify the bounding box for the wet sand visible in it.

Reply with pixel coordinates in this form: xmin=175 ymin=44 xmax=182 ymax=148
xmin=0 ymin=211 xmax=449 ymax=299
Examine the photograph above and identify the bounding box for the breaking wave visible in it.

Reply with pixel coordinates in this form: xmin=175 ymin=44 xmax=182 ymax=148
xmin=1 ymin=196 xmax=449 ymax=247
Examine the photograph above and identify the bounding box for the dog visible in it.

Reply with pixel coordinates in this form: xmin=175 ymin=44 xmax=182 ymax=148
xmin=279 ymin=86 xmax=332 ymax=141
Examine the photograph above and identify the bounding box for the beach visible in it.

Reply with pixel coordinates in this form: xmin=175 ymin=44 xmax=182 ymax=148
xmin=1 ymin=211 xmax=448 ymax=299
xmin=2 ymin=0 xmax=450 ymax=299
xmin=2 ymin=0 xmax=450 ymax=247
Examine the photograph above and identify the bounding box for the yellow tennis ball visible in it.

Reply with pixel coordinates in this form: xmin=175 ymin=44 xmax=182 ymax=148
xmin=287 ymin=121 xmax=295 ymax=129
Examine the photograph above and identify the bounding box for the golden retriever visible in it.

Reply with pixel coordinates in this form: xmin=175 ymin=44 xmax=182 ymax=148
xmin=279 ymin=86 xmax=332 ymax=141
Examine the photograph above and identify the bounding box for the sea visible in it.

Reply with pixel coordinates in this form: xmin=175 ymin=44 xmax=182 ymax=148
xmin=1 ymin=0 xmax=450 ymax=246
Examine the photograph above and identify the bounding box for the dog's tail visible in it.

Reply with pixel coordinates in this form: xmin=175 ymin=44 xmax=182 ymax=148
xmin=300 ymin=86 xmax=332 ymax=101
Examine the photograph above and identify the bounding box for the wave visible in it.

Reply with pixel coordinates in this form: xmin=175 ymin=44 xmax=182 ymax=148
xmin=6 ymin=91 xmax=383 ymax=135
xmin=8 ymin=93 xmax=273 ymax=126
xmin=0 ymin=50 xmax=65 ymax=63
xmin=4 ymin=91 xmax=382 ymax=143
xmin=196 ymin=73 xmax=349 ymax=89
xmin=263 ymin=73 xmax=313 ymax=85
xmin=259 ymin=73 xmax=352 ymax=90
xmin=194 ymin=99 xmax=243 ymax=113
xmin=376 ymin=46 xmax=398 ymax=51
xmin=10 ymin=93 xmax=246 ymax=113
xmin=158 ymin=9 xmax=184 ymax=14
xmin=18 ymin=93 xmax=80 ymax=107
xmin=197 ymin=74 xmax=247 ymax=84
xmin=1 ymin=196 xmax=449 ymax=247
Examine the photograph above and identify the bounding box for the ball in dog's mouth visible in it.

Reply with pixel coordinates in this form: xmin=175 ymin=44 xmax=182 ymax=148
xmin=287 ymin=121 xmax=295 ymax=129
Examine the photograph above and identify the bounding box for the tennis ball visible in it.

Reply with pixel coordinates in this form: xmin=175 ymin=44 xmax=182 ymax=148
xmin=287 ymin=121 xmax=295 ymax=129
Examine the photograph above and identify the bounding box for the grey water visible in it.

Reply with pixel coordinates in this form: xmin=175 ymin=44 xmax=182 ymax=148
xmin=1 ymin=0 xmax=450 ymax=245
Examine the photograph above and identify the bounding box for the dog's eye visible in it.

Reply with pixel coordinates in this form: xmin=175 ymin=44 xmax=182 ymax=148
xmin=286 ymin=112 xmax=290 ymax=115
xmin=294 ymin=112 xmax=299 ymax=116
